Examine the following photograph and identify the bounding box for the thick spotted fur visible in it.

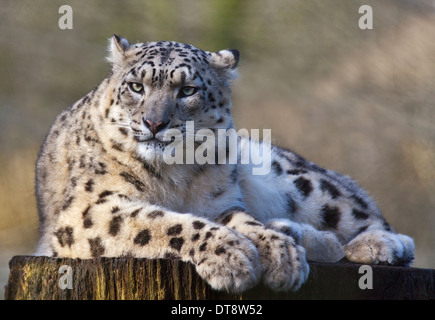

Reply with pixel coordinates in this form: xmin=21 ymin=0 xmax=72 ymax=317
xmin=35 ymin=35 xmax=414 ymax=293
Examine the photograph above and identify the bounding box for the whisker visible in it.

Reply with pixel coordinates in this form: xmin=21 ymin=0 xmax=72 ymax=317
xmin=193 ymin=127 xmax=230 ymax=130
xmin=103 ymin=120 xmax=131 ymax=125
xmin=103 ymin=124 xmax=131 ymax=129
xmin=133 ymin=132 xmax=148 ymax=137
xmin=179 ymin=127 xmax=230 ymax=131
xmin=103 ymin=122 xmax=131 ymax=127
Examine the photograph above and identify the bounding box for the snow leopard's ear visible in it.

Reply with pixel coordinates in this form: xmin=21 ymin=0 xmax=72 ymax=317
xmin=106 ymin=34 xmax=131 ymax=67
xmin=209 ymin=49 xmax=240 ymax=79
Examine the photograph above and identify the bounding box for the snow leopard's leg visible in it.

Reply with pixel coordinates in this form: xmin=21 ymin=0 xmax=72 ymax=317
xmin=269 ymin=147 xmax=415 ymax=266
xmin=216 ymin=207 xmax=309 ymax=292
xmin=266 ymin=218 xmax=414 ymax=266
xmin=40 ymin=194 xmax=261 ymax=293
xmin=266 ymin=219 xmax=345 ymax=262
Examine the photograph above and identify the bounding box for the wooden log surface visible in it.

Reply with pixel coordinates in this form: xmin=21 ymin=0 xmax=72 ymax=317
xmin=4 ymin=256 xmax=435 ymax=300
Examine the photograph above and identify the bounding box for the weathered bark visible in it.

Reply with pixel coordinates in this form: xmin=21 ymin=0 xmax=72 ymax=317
xmin=4 ymin=256 xmax=435 ymax=300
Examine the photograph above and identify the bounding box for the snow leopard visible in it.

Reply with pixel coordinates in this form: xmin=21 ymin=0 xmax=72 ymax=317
xmin=35 ymin=35 xmax=414 ymax=293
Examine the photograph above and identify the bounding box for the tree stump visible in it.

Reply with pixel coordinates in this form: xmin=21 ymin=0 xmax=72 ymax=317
xmin=4 ymin=256 xmax=435 ymax=300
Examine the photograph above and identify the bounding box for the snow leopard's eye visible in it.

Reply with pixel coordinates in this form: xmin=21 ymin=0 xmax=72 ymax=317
xmin=128 ymin=82 xmax=144 ymax=94
xmin=178 ymin=86 xmax=197 ymax=98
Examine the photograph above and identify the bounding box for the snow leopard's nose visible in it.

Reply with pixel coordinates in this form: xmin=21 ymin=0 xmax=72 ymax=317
xmin=144 ymin=118 xmax=169 ymax=136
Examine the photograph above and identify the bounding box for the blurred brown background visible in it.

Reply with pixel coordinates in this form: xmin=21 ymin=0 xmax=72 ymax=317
xmin=1 ymin=0 xmax=434 ymax=298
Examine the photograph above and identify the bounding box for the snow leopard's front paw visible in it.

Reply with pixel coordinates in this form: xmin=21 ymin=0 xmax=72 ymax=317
xmin=217 ymin=210 xmax=309 ymax=291
xmin=344 ymin=230 xmax=415 ymax=266
xmin=252 ymin=228 xmax=310 ymax=291
xmin=193 ymin=227 xmax=261 ymax=293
